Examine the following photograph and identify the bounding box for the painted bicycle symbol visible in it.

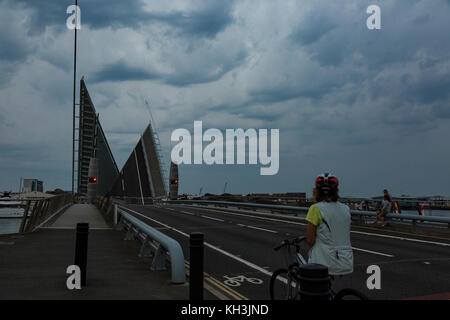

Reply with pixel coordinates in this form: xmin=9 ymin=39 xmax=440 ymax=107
xmin=223 ymin=275 xmax=263 ymax=287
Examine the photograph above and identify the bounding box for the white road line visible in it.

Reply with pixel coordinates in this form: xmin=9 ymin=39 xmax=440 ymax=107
xmin=120 ymin=207 xmax=274 ymax=279
xmin=202 ymin=215 xmax=225 ymax=222
xmin=183 ymin=206 xmax=450 ymax=248
xmin=130 ymin=208 xmax=401 ymax=271
xmin=181 ymin=211 xmax=195 ymax=216
xmin=183 ymin=206 xmax=306 ymax=226
xmin=246 ymin=225 xmax=278 ymax=234
xmin=352 ymin=247 xmax=394 ymax=257
xmin=237 ymin=224 xmax=246 ymax=227
xmin=351 ymin=230 xmax=450 ymax=247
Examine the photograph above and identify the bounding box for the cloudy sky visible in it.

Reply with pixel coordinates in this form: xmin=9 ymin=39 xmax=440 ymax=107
xmin=1 ymin=0 xmax=449 ymax=197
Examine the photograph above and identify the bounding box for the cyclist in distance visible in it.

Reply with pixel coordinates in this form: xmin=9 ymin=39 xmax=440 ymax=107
xmin=305 ymin=173 xmax=354 ymax=276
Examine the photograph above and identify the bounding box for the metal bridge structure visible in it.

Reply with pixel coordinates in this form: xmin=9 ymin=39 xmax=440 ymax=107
xmin=75 ymin=79 xmax=166 ymax=201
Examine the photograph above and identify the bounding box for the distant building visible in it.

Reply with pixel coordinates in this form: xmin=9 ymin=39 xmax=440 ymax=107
xmin=22 ymin=179 xmax=43 ymax=192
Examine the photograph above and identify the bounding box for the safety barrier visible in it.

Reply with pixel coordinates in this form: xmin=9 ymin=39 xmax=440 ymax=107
xmin=117 ymin=207 xmax=186 ymax=284
xmin=93 ymin=196 xmax=117 ymax=226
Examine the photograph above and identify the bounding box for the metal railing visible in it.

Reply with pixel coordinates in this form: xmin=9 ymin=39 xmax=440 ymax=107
xmin=93 ymin=196 xmax=116 ymax=226
xmin=117 ymin=207 xmax=186 ymax=284
xmin=166 ymin=200 xmax=450 ymax=229
xmin=19 ymin=194 xmax=74 ymax=232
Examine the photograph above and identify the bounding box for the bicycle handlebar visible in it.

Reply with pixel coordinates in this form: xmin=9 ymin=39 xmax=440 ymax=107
xmin=273 ymin=236 xmax=306 ymax=251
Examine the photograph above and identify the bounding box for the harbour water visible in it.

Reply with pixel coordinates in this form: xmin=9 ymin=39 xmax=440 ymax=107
xmin=0 ymin=207 xmax=24 ymax=235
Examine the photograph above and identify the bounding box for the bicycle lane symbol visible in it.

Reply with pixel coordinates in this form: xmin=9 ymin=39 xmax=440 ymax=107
xmin=223 ymin=275 xmax=263 ymax=287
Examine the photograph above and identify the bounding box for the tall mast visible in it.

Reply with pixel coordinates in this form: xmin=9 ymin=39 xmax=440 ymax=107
xmin=72 ymin=0 xmax=78 ymax=194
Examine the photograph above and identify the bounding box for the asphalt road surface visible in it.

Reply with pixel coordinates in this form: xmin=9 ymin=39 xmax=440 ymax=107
xmin=120 ymin=203 xmax=450 ymax=300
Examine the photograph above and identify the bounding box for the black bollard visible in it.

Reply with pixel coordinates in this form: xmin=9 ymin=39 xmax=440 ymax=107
xmin=189 ymin=232 xmax=204 ymax=300
xmin=74 ymin=222 xmax=89 ymax=287
xmin=298 ymin=263 xmax=331 ymax=300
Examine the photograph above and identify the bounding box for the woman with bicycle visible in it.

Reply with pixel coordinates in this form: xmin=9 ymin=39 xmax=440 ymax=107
xmin=305 ymin=173 xmax=354 ymax=276
xmin=269 ymin=174 xmax=365 ymax=299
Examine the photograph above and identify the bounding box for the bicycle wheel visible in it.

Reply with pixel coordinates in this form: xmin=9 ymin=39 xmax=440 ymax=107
xmin=333 ymin=288 xmax=368 ymax=300
xmin=270 ymin=269 xmax=295 ymax=300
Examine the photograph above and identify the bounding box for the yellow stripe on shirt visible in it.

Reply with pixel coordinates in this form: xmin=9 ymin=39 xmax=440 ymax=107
xmin=306 ymin=204 xmax=323 ymax=226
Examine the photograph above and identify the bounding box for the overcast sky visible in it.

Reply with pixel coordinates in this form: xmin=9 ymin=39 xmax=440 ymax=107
xmin=1 ymin=0 xmax=449 ymax=197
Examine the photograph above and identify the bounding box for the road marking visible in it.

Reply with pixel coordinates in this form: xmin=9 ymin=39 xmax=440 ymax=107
xmin=352 ymin=247 xmax=394 ymax=257
xmin=181 ymin=206 xmax=450 ymax=247
xmin=204 ymin=281 xmax=230 ymax=300
xmin=181 ymin=211 xmax=195 ymax=216
xmin=202 ymin=215 xmax=225 ymax=222
xmin=206 ymin=275 xmax=248 ymax=300
xmin=223 ymin=275 xmax=264 ymax=287
xmin=353 ymin=224 xmax=450 ymax=242
xmin=181 ymin=206 xmax=306 ymax=226
xmin=235 ymin=223 xmax=277 ymax=233
xmin=246 ymin=225 xmax=278 ymax=234
xmin=120 ymin=206 xmax=275 ymax=279
xmin=351 ymin=230 xmax=450 ymax=247
xmin=185 ymin=261 xmax=246 ymax=300
xmin=124 ymin=207 xmax=398 ymax=288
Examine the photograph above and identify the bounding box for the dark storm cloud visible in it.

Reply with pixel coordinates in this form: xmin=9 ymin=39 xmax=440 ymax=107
xmin=290 ymin=1 xmax=450 ymax=69
xmin=1 ymin=0 xmax=450 ymax=196
xmin=410 ymin=73 xmax=450 ymax=105
xmin=147 ymin=2 xmax=235 ymax=38
xmin=91 ymin=47 xmax=247 ymax=86
xmin=164 ymin=47 xmax=247 ymax=86
xmin=5 ymin=0 xmax=235 ymax=37
xmin=290 ymin=10 xmax=337 ymax=46
xmin=249 ymin=85 xmax=331 ymax=104
xmin=0 ymin=0 xmax=239 ymax=87
xmin=0 ymin=30 xmax=30 ymax=62
xmin=91 ymin=60 xmax=160 ymax=83
xmin=0 ymin=1 xmax=35 ymax=84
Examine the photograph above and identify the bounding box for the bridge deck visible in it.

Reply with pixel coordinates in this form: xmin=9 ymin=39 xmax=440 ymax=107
xmin=119 ymin=203 xmax=450 ymax=300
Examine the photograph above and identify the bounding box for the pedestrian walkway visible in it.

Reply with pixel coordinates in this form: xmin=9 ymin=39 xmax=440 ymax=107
xmin=50 ymin=204 xmax=110 ymax=229
xmin=0 ymin=203 xmax=213 ymax=299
